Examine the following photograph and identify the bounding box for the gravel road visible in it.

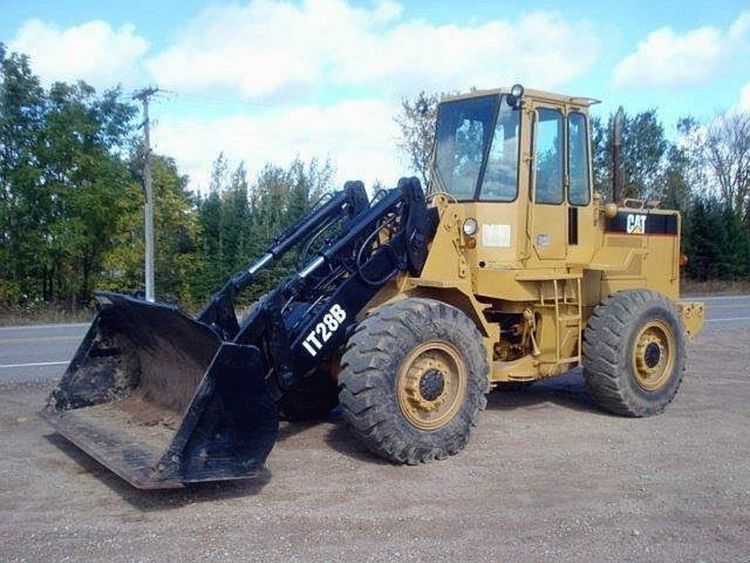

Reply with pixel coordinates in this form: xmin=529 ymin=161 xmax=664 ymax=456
xmin=0 ymin=301 xmax=748 ymax=561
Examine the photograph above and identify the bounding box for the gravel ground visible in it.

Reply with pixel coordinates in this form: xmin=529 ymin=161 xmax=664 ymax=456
xmin=0 ymin=324 xmax=748 ymax=562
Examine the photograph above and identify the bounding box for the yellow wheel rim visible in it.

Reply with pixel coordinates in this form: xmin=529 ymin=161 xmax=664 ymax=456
xmin=396 ymin=340 xmax=467 ymax=431
xmin=632 ymin=320 xmax=675 ymax=391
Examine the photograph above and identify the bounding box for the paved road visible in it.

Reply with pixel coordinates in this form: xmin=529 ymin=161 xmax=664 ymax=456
xmin=1 ymin=294 xmax=749 ymax=383
xmin=0 ymin=322 xmax=88 ymax=382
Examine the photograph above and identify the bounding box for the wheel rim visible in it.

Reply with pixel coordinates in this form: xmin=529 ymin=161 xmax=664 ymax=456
xmin=632 ymin=320 xmax=675 ymax=391
xmin=396 ymin=340 xmax=467 ymax=431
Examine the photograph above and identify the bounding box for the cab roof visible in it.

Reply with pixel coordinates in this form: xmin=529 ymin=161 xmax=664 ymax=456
xmin=441 ymin=87 xmax=601 ymax=109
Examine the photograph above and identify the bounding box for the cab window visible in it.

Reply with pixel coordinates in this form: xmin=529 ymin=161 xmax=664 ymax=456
xmin=568 ymin=112 xmax=591 ymax=206
xmin=533 ymin=108 xmax=563 ymax=204
xmin=434 ymin=95 xmax=498 ymax=200
xmin=479 ymin=98 xmax=520 ymax=201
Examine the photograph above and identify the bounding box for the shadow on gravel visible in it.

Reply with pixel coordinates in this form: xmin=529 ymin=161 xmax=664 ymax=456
xmin=323 ymin=422 xmax=392 ymax=465
xmin=277 ymin=419 xmax=321 ymax=442
xmin=487 ymin=368 xmax=604 ymax=415
xmin=42 ymin=370 xmax=604 ymax=509
xmin=44 ymin=433 xmax=270 ymax=511
xmin=317 ymin=370 xmax=610 ymax=463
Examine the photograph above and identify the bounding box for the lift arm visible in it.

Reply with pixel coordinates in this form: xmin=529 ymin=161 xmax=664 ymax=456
xmin=197 ymin=180 xmax=369 ymax=339
xmin=234 ymin=176 xmax=436 ymax=392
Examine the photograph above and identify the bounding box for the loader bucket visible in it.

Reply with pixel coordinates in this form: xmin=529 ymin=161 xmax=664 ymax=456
xmin=41 ymin=292 xmax=278 ymax=489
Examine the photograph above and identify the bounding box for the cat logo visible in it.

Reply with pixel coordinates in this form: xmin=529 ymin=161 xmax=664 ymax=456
xmin=626 ymin=214 xmax=647 ymax=235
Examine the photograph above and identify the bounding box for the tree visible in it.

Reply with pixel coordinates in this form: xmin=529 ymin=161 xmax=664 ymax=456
xmin=394 ymin=91 xmax=453 ymax=190
xmin=195 ymin=155 xmax=336 ymax=303
xmin=40 ymin=81 xmax=137 ymax=303
xmin=219 ymin=161 xmax=251 ymax=277
xmin=703 ymin=111 xmax=750 ymax=221
xmin=0 ymin=45 xmax=46 ymax=303
xmin=658 ymin=117 xmax=706 ymax=213
xmin=591 ymin=109 xmax=668 ymax=201
xmin=684 ymin=197 xmax=750 ymax=281
xmin=0 ymin=43 xmax=137 ymax=306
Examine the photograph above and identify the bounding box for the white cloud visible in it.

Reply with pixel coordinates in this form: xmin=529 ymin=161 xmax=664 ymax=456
xmin=147 ymin=0 xmax=599 ymax=99
xmin=6 ymin=2 xmax=603 ymax=193
xmin=612 ymin=11 xmax=750 ymax=90
xmin=153 ymin=99 xmax=402 ymax=191
xmin=741 ymin=82 xmax=750 ymax=110
xmin=9 ymin=19 xmax=148 ymax=89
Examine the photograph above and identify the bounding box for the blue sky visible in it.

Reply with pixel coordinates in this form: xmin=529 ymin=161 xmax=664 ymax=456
xmin=1 ymin=0 xmax=749 ymax=189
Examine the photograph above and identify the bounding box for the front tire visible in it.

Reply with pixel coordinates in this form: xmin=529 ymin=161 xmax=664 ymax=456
xmin=338 ymin=298 xmax=489 ymax=464
xmin=582 ymin=290 xmax=686 ymax=417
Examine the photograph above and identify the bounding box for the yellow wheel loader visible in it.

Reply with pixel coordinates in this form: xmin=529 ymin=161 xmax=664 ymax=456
xmin=43 ymin=85 xmax=705 ymax=488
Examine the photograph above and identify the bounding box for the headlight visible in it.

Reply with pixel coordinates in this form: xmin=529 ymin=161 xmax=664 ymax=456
xmin=462 ymin=218 xmax=478 ymax=236
xmin=510 ymin=83 xmax=524 ymax=98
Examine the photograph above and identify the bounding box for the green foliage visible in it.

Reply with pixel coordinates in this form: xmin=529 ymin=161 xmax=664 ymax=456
xmin=99 ymin=155 xmax=204 ymax=308
xmin=1 ymin=42 xmax=338 ymax=311
xmin=1 ymin=45 xmax=138 ymax=306
xmin=684 ymin=198 xmax=750 ymax=281
xmin=196 ymin=155 xmax=335 ymax=304
xmin=591 ymin=109 xmax=668 ymax=200
xmin=394 ymin=90 xmax=461 ymax=190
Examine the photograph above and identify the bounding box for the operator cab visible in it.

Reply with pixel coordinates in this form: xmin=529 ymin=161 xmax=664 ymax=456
xmin=430 ymin=85 xmax=600 ymax=267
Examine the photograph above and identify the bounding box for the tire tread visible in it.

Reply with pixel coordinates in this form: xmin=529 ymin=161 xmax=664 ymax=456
xmin=339 ymin=298 xmax=489 ymax=464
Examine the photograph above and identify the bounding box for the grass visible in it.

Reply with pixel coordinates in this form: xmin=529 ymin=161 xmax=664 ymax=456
xmin=0 ymin=304 xmax=94 ymax=327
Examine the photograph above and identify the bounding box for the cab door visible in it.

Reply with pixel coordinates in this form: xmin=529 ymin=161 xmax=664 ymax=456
xmin=530 ymin=107 xmax=567 ymax=261
xmin=566 ymin=110 xmax=595 ymax=265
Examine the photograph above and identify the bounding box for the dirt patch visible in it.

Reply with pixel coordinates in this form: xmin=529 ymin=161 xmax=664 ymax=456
xmin=0 ymin=326 xmax=748 ymax=561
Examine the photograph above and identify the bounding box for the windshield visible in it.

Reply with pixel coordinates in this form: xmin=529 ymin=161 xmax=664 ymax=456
xmin=434 ymin=94 xmax=520 ymax=201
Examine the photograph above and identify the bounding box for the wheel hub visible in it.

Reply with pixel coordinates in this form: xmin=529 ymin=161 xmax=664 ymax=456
xmin=643 ymin=342 xmax=661 ymax=368
xmin=418 ymin=369 xmax=445 ymax=401
xmin=633 ymin=320 xmax=675 ymax=391
xmin=402 ymin=356 xmax=451 ymax=413
xmin=397 ymin=340 xmax=467 ymax=431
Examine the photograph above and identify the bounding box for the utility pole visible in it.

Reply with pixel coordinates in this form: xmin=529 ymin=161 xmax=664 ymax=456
xmin=133 ymin=87 xmax=159 ymax=302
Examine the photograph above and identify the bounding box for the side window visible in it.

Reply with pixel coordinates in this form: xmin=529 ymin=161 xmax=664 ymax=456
xmin=480 ymin=100 xmax=520 ymax=201
xmin=533 ymin=108 xmax=564 ymax=204
xmin=453 ymin=118 xmax=486 ymax=197
xmin=568 ymin=112 xmax=591 ymax=206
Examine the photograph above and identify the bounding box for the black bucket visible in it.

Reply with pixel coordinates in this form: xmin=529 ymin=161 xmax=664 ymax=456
xmin=41 ymin=292 xmax=278 ymax=489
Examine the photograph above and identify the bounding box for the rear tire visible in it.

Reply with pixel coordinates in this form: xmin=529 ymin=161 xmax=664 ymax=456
xmin=582 ymin=290 xmax=686 ymax=417
xmin=338 ymin=298 xmax=489 ymax=464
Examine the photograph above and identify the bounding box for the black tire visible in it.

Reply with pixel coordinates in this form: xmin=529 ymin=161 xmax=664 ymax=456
xmin=582 ymin=289 xmax=686 ymax=417
xmin=338 ymin=298 xmax=489 ymax=464
xmin=278 ymin=370 xmax=339 ymax=422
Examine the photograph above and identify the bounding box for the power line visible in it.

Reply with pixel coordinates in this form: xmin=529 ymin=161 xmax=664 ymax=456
xmin=166 ymin=90 xmax=278 ymax=109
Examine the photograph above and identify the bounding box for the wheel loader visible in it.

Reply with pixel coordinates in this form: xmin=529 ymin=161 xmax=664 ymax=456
xmin=43 ymin=85 xmax=706 ymax=489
